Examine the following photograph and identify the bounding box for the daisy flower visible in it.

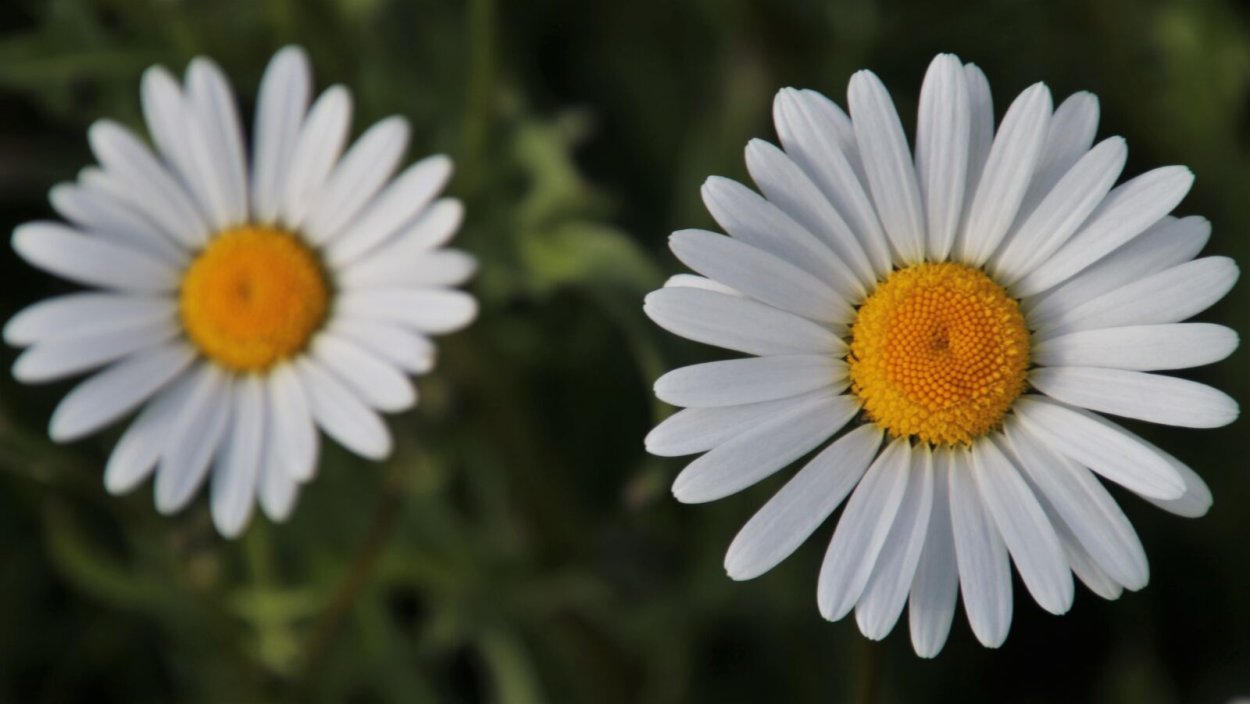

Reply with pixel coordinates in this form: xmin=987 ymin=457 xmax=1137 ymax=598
xmin=644 ymin=53 xmax=1239 ymax=656
xmin=6 ymin=46 xmax=476 ymax=537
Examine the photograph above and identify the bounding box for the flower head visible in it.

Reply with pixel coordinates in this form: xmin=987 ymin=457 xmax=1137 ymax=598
xmin=6 ymin=46 xmax=476 ymax=537
xmin=645 ymin=53 xmax=1239 ymax=656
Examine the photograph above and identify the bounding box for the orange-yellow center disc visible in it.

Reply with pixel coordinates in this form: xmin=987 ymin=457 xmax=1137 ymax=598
xmin=847 ymin=262 xmax=1029 ymax=446
xmin=179 ymin=226 xmax=329 ymax=372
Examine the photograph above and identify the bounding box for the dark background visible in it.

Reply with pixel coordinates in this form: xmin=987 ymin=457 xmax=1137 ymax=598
xmin=0 ymin=0 xmax=1247 ymax=701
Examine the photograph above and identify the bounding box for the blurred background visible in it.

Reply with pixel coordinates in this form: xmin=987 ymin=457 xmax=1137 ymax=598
xmin=0 ymin=0 xmax=1248 ymax=701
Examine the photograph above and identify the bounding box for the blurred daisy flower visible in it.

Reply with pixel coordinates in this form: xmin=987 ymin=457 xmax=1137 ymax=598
xmin=645 ymin=54 xmax=1238 ymax=656
xmin=6 ymin=46 xmax=476 ymax=537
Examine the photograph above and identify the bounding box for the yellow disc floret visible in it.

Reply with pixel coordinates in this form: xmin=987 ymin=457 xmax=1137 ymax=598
xmin=847 ymin=262 xmax=1029 ymax=447
xmin=180 ymin=226 xmax=329 ymax=372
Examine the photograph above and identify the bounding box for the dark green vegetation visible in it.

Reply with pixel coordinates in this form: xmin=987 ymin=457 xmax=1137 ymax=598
xmin=0 ymin=0 xmax=1247 ymax=701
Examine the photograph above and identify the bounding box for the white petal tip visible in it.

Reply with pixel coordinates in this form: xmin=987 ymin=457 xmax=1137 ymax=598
xmin=48 ymin=417 xmax=85 ymax=444
xmin=928 ymin=53 xmax=963 ymax=69
xmin=670 ymin=478 xmax=712 ymax=505
xmin=426 ymin=153 xmax=454 ymax=175
xmin=140 ymin=64 xmax=177 ymax=88
xmin=975 ymin=634 xmax=1007 ymax=649
xmin=642 ymin=430 xmax=662 ymax=455
xmin=361 ymin=447 xmax=392 ymax=463
xmin=700 ymin=176 xmax=727 ymax=196
xmin=723 ymin=562 xmax=754 ymax=582
xmin=214 ymin=517 xmax=250 ymax=540
xmin=153 ymin=494 xmax=185 ymax=516
xmin=103 ymin=471 xmax=139 ymax=496
xmin=274 ymin=44 xmax=310 ymax=63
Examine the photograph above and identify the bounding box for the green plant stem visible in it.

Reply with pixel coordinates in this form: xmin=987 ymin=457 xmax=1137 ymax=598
xmin=295 ymin=474 xmax=405 ymax=686
xmin=461 ymin=0 xmax=496 ymax=195
xmin=854 ymin=638 xmax=880 ymax=704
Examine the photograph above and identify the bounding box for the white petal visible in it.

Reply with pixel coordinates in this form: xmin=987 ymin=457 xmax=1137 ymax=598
xmin=908 ymin=449 xmax=959 ymax=658
xmin=296 ymin=357 xmax=392 ymax=460
xmin=654 ymin=355 xmax=845 ymax=408
xmin=13 ymin=316 xmax=177 ymax=383
xmin=49 ymin=342 xmax=195 ymax=442
xmin=184 ymin=57 xmax=250 ymax=228
xmin=1014 ymin=91 xmax=1100 ymax=222
xmin=380 ymin=197 xmax=464 ymax=252
xmin=211 ymin=375 xmax=264 ymax=538
xmin=303 ymin=116 xmax=410 ymax=244
xmin=335 ymin=289 xmax=478 ymax=335
xmin=1025 ymin=475 xmax=1128 ymax=600
xmin=328 ymin=317 xmax=437 ymax=375
xmin=1004 ymin=419 xmax=1148 ymax=590
xmin=991 ymin=137 xmax=1126 ymax=285
xmin=701 ymin=177 xmax=855 ymax=288
xmin=1025 ymin=215 xmax=1210 ymax=323
xmin=338 ymin=248 xmax=477 ymax=290
xmin=252 ymin=46 xmax=312 ymax=224
xmin=724 ymin=425 xmax=883 ymax=579
xmin=773 ymin=88 xmax=891 ymax=278
xmin=332 ymin=198 xmax=464 ymax=281
xmin=140 ymin=65 xmax=198 ymax=195
xmin=948 ymin=447 xmax=1012 ymax=648
xmin=265 ymin=364 xmax=319 ymax=482
xmin=1031 ymin=366 xmax=1237 ymax=429
xmin=643 ymin=287 xmax=842 ymax=356
xmin=13 ymin=222 xmax=178 ymax=292
xmin=848 ymin=70 xmax=926 ymax=265
xmin=325 ymin=155 xmax=453 ymax=266
xmin=1032 ymin=323 xmax=1239 ymax=371
xmin=280 ymin=86 xmax=353 ymax=229
xmin=669 ymin=229 xmax=852 ymax=323
xmin=76 ymin=166 xmax=198 ymax=250
xmin=662 ymin=274 xmax=741 ymax=296
xmin=1036 ymin=257 xmax=1238 ymax=337
xmin=646 ymin=391 xmax=840 ymax=458
xmin=1011 ymin=396 xmax=1185 ymax=499
xmin=87 ymin=120 xmax=210 ymax=248
xmin=5 ymin=293 xmax=173 ymax=346
xmin=1056 ymin=520 xmax=1125 ymax=600
xmin=776 ymin=88 xmax=863 ymax=174
xmin=154 ymin=365 xmax=232 ymax=514
xmin=311 ymin=332 xmax=416 ymax=412
xmin=958 ymin=83 xmax=1052 ymax=266
xmin=915 ymin=54 xmax=970 ymax=262
xmin=962 ymin=63 xmax=995 ymax=212
xmin=672 ymin=391 xmax=857 ymax=503
xmin=258 ymin=452 xmax=301 ymax=522
xmin=817 ymin=438 xmax=912 ymax=621
xmin=145 ymin=62 xmax=247 ymax=229
xmin=1133 ymin=441 xmax=1211 ymax=518
xmin=103 ymin=369 xmax=197 ymax=495
xmin=856 ymin=448 xmax=934 ymax=640
xmin=49 ymin=182 xmax=187 ymax=265
xmin=744 ymin=138 xmax=875 ymax=290
xmin=973 ymin=437 xmax=1073 ymax=615
xmin=1014 ymin=166 xmax=1195 ymax=297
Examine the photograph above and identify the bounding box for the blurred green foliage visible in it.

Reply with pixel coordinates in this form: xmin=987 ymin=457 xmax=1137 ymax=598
xmin=0 ymin=0 xmax=1247 ymax=702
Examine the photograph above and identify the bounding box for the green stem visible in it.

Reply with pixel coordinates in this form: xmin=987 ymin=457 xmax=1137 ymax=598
xmin=461 ymin=0 xmax=496 ymax=195
xmin=294 ymin=469 xmax=406 ymax=687
xmin=853 ymin=638 xmax=880 ymax=704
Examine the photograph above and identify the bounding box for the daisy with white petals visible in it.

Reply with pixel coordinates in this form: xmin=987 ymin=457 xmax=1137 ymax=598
xmin=645 ymin=53 xmax=1238 ymax=656
xmin=7 ymin=46 xmax=476 ymax=537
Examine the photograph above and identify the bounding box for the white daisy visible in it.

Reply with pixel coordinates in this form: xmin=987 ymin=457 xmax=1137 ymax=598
xmin=644 ymin=53 xmax=1239 ymax=656
xmin=6 ymin=46 xmax=476 ymax=538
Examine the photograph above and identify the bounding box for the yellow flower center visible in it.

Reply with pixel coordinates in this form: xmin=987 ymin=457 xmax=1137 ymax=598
xmin=179 ymin=226 xmax=329 ymax=372
xmin=847 ymin=262 xmax=1029 ymax=447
